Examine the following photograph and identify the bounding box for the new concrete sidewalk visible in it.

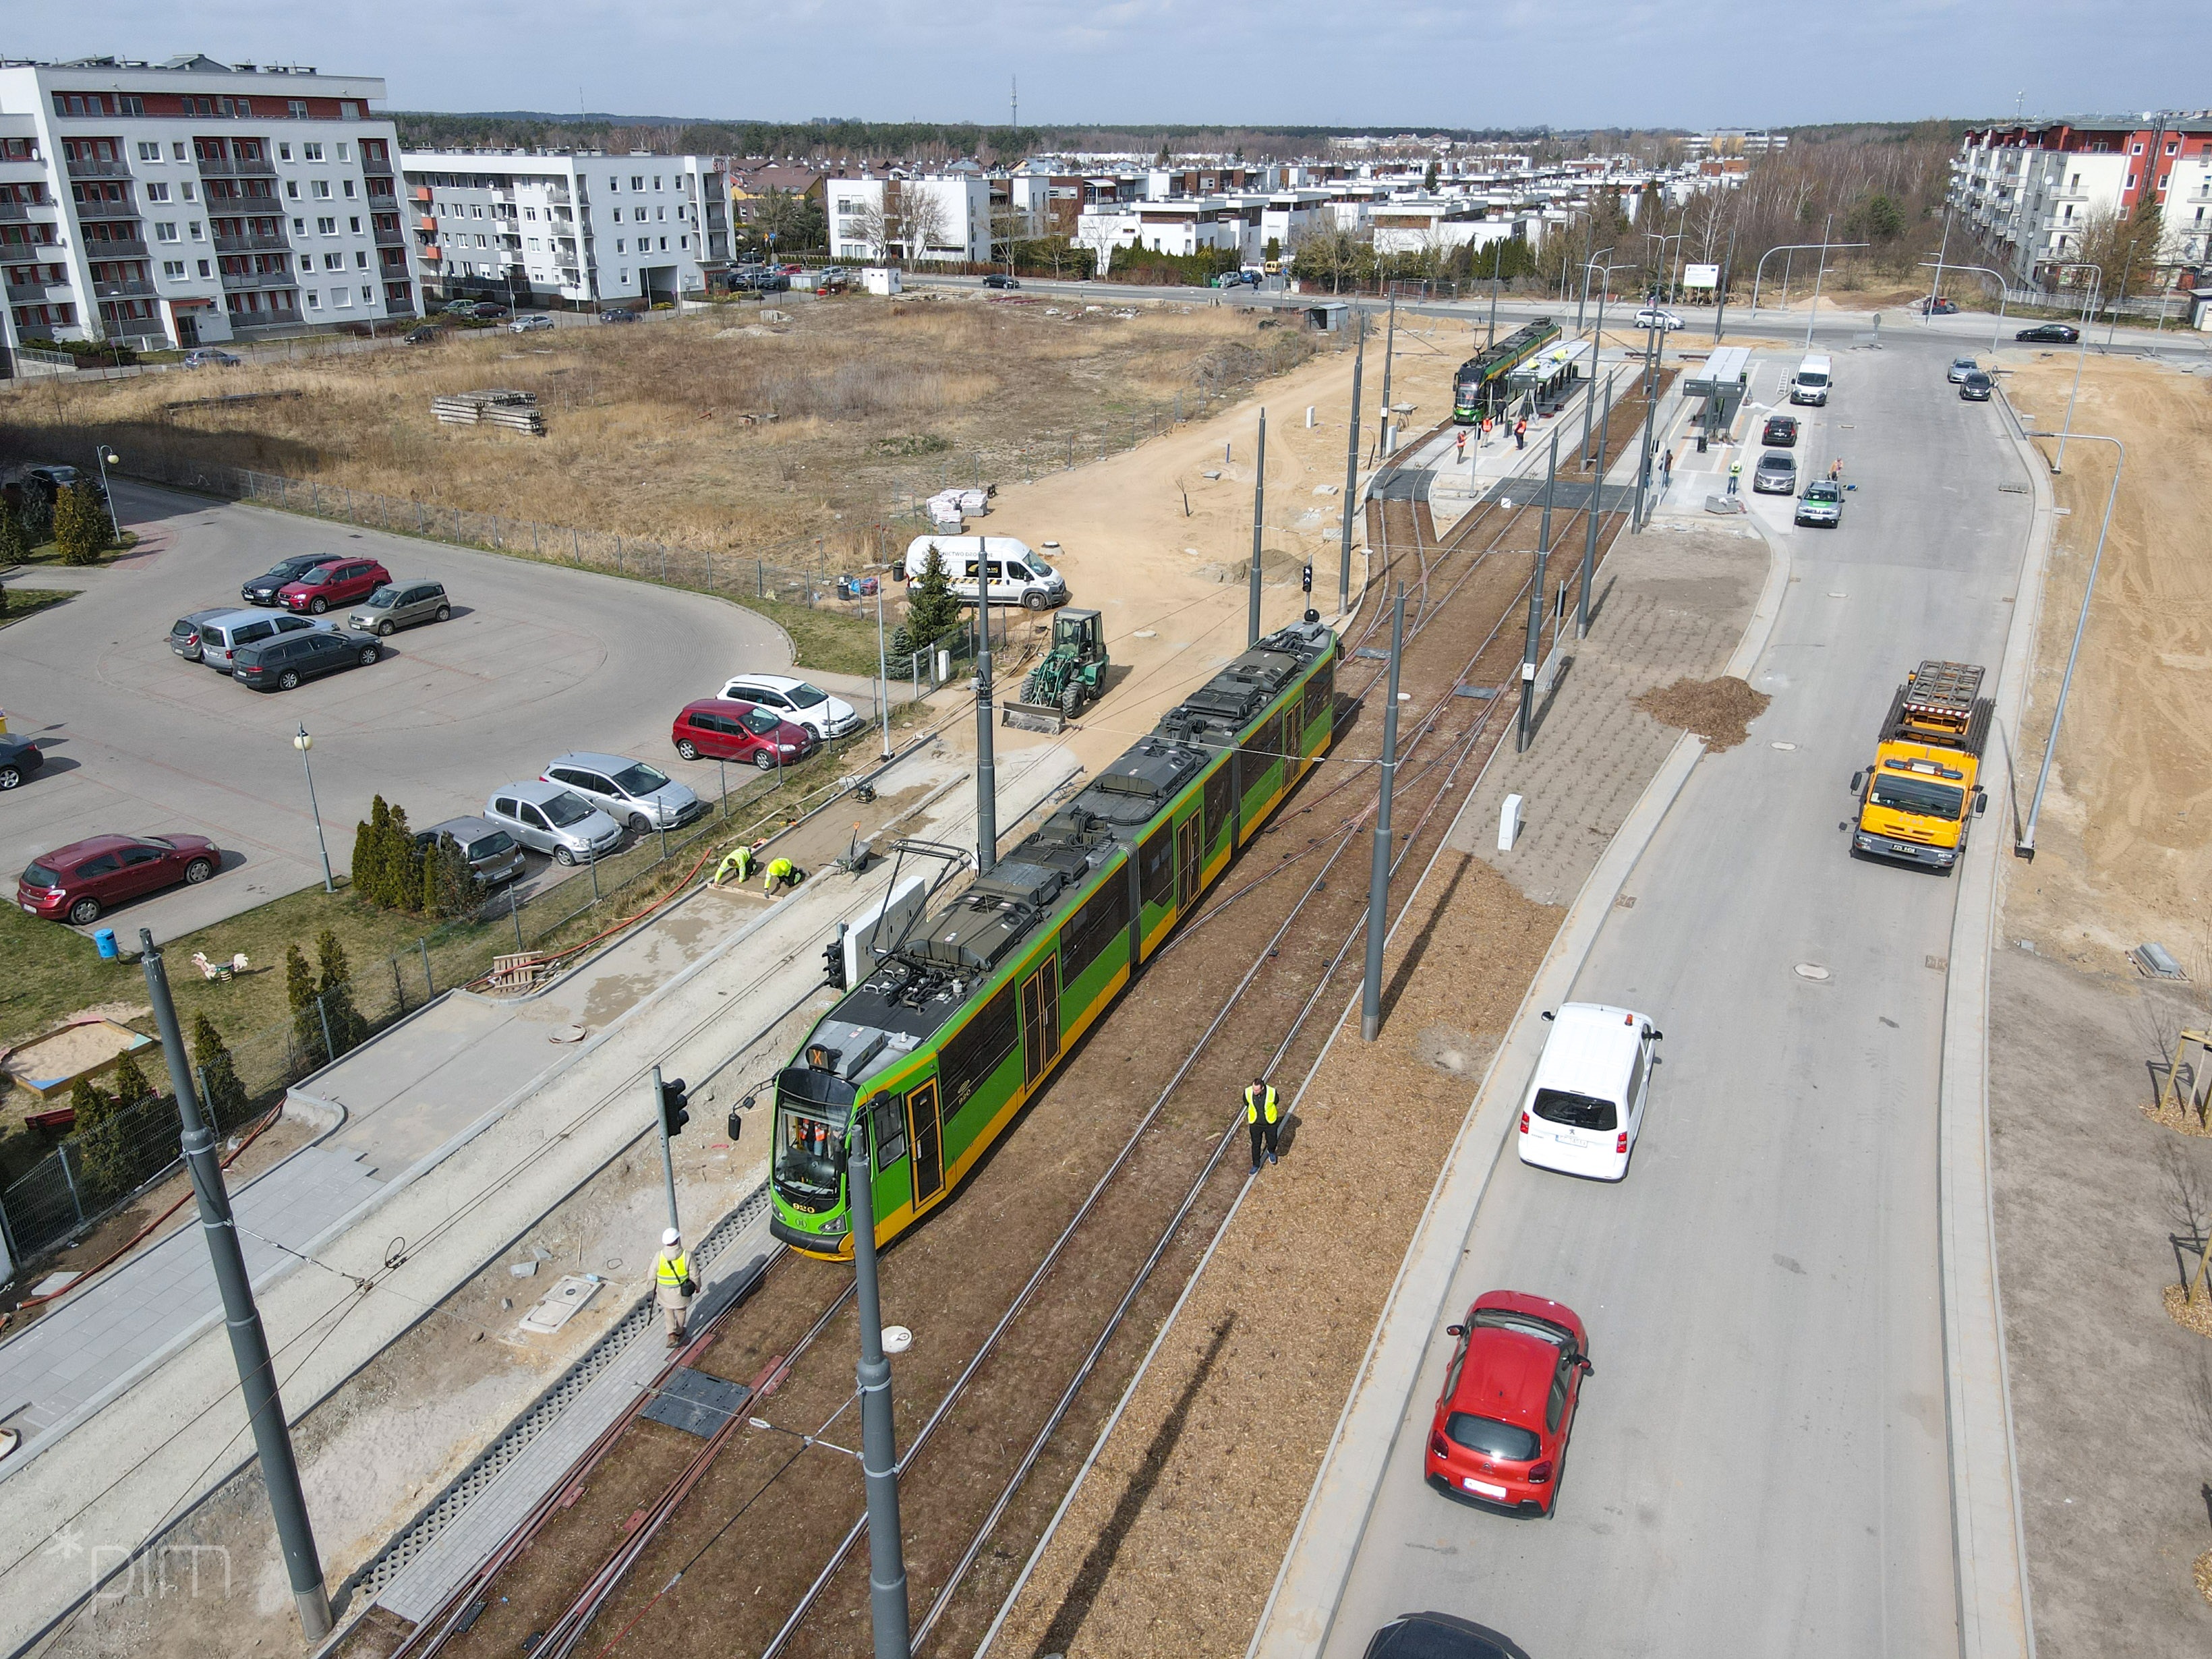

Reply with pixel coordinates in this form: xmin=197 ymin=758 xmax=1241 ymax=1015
xmin=0 ymin=738 xmax=1082 ymax=1655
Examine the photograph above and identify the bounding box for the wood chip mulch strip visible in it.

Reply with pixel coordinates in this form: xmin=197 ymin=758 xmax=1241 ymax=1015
xmin=1633 ymin=674 xmax=1771 ymax=751
xmin=2161 ymin=1282 xmax=2212 ymax=1339
xmin=2143 ymin=1097 xmax=2212 ymax=1139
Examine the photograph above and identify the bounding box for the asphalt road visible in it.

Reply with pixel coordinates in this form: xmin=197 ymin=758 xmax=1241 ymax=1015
xmin=0 ymin=479 xmax=799 ymax=939
xmin=1321 ymin=330 xmax=2035 ymax=1653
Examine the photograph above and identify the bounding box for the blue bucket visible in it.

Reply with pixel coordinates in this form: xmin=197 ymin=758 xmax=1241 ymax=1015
xmin=94 ymin=928 xmax=118 ymax=961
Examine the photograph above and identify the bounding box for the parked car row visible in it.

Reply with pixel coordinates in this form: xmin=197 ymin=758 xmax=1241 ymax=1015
xmin=167 ymin=559 xmax=453 ymax=693
xmin=1757 ymin=410 xmax=1844 ymax=527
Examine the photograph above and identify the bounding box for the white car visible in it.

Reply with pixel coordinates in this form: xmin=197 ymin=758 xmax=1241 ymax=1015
xmin=511 ymin=314 xmax=554 ymax=334
xmin=1517 ymin=1002 xmax=1662 ymax=1181
xmin=1947 ymin=356 xmax=1978 ymax=384
xmin=718 ymin=674 xmax=863 ymax=740
xmin=1633 ymin=308 xmax=1684 ymax=331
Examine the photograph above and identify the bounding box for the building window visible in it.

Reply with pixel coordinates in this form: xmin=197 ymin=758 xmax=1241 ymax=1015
xmin=146 ymin=182 xmax=171 ymax=202
xmin=172 ymin=141 xmax=187 ymax=160
xmin=303 ymin=143 xmax=324 ymax=162
xmin=190 ymin=221 xmax=203 ymax=240
xmin=341 ymin=102 xmax=360 ymax=120
xmin=137 ymin=141 xmax=161 ymax=161
xmin=337 ymin=142 xmax=351 ymax=161
xmin=619 ymin=268 xmax=629 ymax=283
xmin=312 ymin=179 xmax=331 ymax=198
xmin=279 ymin=142 xmax=292 ymax=161
xmin=324 ymin=252 xmax=343 ymax=270
xmin=154 ymin=222 xmax=179 ymax=242
xmin=317 ymin=216 xmax=337 ymax=235
xmin=299 ymin=255 xmax=313 ymax=272
xmin=292 ymin=216 xmax=305 ymax=233
xmin=198 ymin=258 xmax=211 ymax=276
xmin=616 ymin=238 xmax=625 ymax=253
xmin=632 ymin=175 xmax=645 ymax=190
xmin=349 ymin=215 xmax=361 ymax=233
xmin=306 ymin=290 xmax=320 ymax=310
xmin=355 ymin=250 xmax=368 ymax=268
xmin=342 ymin=179 xmax=356 ymax=198
xmin=287 ymin=180 xmax=299 ymax=199
xmin=181 ymin=181 xmax=195 ymax=201
xmin=163 ymin=259 xmax=185 ymax=278
xmin=334 ymin=286 xmax=352 ymax=307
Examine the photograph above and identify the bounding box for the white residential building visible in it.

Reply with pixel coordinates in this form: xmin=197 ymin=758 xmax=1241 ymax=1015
xmin=1951 ymin=115 xmax=2212 ymax=287
xmin=400 ymin=150 xmax=728 ymax=308
xmin=0 ymin=53 xmax=421 ymax=354
xmin=826 ymin=174 xmax=992 ymax=264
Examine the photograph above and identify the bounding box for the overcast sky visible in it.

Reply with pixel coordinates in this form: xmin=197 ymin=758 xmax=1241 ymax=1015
xmin=23 ymin=2 xmax=2208 ymax=132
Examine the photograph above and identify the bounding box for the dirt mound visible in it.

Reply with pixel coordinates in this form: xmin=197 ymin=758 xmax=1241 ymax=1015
xmin=1633 ymin=674 xmax=1770 ymax=750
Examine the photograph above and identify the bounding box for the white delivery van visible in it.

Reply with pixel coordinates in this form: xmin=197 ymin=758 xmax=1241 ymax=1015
xmin=902 ymin=535 xmax=1069 ymax=610
xmin=1517 ymin=1001 xmax=1662 ymax=1181
xmin=1789 ymin=353 xmax=1833 ymax=406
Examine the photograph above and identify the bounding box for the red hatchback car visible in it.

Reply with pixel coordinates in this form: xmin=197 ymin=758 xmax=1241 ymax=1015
xmin=18 ymin=834 xmax=223 ymax=927
xmin=279 ymin=556 xmax=390 ymax=614
xmin=1424 ymin=1289 xmax=1592 ymax=1515
xmin=672 ymin=699 xmax=819 ymax=769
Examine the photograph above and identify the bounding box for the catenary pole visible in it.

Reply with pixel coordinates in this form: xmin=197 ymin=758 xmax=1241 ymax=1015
xmin=848 ymin=1135 xmax=912 ymax=1659
xmin=974 ymin=605 xmax=997 ymax=875
xmin=1360 ymin=585 xmax=1407 ymax=1043
xmin=1337 ymin=316 xmax=1365 ymax=610
xmin=651 ymin=1064 xmax=679 ymax=1233
xmin=1518 ymin=434 xmax=1557 ymax=752
xmin=1377 ymin=291 xmax=1398 ymax=456
xmin=1578 ymin=380 xmax=1612 ymax=637
xmin=1248 ymin=407 xmax=1266 ymax=646
xmin=140 ymin=930 xmax=330 ymax=1641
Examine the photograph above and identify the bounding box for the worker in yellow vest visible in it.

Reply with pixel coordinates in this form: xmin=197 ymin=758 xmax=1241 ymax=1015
xmin=1244 ymin=1076 xmax=1281 ymax=1173
xmin=711 ymin=843 xmax=757 ymax=887
xmin=656 ymin=1227 xmax=695 ymax=1348
xmin=763 ymin=856 xmax=805 ymax=896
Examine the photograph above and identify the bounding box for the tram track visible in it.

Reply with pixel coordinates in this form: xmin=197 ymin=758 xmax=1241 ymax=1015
xmin=382 ymin=371 xmax=1667 ymax=1659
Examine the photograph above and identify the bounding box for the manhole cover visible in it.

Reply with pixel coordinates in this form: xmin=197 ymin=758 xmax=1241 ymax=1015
xmin=1793 ymin=963 xmax=1832 ymax=981
xmin=1770 ymin=741 xmax=1797 ymax=751
xmin=548 ymin=1024 xmax=587 ymax=1043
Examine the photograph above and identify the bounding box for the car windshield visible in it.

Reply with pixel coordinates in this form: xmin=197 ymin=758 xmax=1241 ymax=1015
xmin=784 ymin=682 xmax=829 ymax=708
xmin=467 ymin=831 xmax=517 ymax=858
xmin=1532 ymin=1086 xmax=1617 ymax=1130
xmin=1759 ymin=457 xmax=1792 ymax=474
xmin=171 ymin=618 xmax=198 ymax=637
xmin=610 ymin=762 xmax=669 ymax=795
xmin=296 ymin=566 xmax=333 ymax=585
xmin=1806 ymin=484 xmax=1840 ymax=502
xmin=1444 ymin=1412 xmax=1542 ymax=1462
xmin=540 ymin=790 xmax=595 ymax=828
xmin=361 ymin=586 xmax=399 ymax=608
xmin=743 ymin=707 xmax=785 ymax=736
xmin=1870 ymin=771 xmax=1964 ymax=821
xmin=22 ymin=862 xmax=58 ymax=887
xmin=1469 ymin=1306 xmax=1575 ymax=1349
xmin=1965 ymin=375 xmax=1991 ymax=389
xmin=1954 ymin=359 xmax=1975 ymax=370
xmin=1026 ymin=559 xmax=1053 ymax=577
xmin=1797 ymin=372 xmax=1828 ymax=387
xmin=774 ymin=1103 xmax=846 ymax=1199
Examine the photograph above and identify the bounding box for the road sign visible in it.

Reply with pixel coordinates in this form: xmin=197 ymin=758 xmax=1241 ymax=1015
xmin=1683 ymin=263 xmax=1720 ymax=290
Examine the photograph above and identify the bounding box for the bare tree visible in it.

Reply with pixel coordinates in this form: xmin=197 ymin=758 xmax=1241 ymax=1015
xmin=1077 ymin=212 xmax=1123 ymax=279
xmin=896 ymin=183 xmax=954 ymax=262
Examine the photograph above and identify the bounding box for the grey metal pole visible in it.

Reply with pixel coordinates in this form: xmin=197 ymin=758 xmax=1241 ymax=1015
xmin=848 ymin=1134 xmax=912 ymax=1659
xmin=1579 ymin=274 xmax=1613 ymax=466
xmin=1578 ymin=382 xmax=1611 ymax=638
xmin=1804 ymin=214 xmax=1832 ymax=350
xmin=2016 ymin=431 xmax=2124 ymax=859
xmin=651 ymin=1064 xmax=679 ymax=1235
xmin=974 ymin=620 xmax=997 ymax=875
xmin=1632 ymin=321 xmax=1660 ymax=531
xmin=1713 ymin=225 xmax=1735 ymax=343
xmin=140 ymin=929 xmax=330 ymax=1641
xmin=1337 ymin=318 xmax=1365 ymax=610
xmin=1248 ymin=407 xmax=1266 ymax=647
xmin=293 ymin=725 xmax=334 ymax=894
xmin=1487 ymin=267 xmax=1498 ymax=349
xmin=1377 ymin=293 xmax=1397 ymax=455
xmin=1925 ymin=205 xmax=1952 ymax=322
xmin=2053 ymin=270 xmax=2102 ymax=475
xmin=1518 ymin=436 xmax=1556 ymax=753
xmin=875 ymin=577 xmax=892 ymax=760
xmin=1360 ymin=584 xmax=1407 ymax=1043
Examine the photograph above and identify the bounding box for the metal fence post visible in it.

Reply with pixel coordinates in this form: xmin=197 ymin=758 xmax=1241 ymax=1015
xmin=420 ymin=937 xmax=434 ymax=998
xmin=392 ymin=956 xmax=406 ymax=1016
xmin=588 ymin=848 xmax=601 ymax=902
xmin=315 ymin=994 xmax=335 ymax=1066
xmin=513 ymin=887 xmax=525 ymax=951
xmin=59 ymin=1142 xmax=84 ymax=1226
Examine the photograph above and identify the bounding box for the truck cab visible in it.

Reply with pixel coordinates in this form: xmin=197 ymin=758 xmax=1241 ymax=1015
xmin=1850 ymin=660 xmax=1991 ymax=872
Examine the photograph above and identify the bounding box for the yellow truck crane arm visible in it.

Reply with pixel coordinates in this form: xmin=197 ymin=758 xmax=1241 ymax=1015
xmin=1849 ymin=660 xmax=1993 ymax=873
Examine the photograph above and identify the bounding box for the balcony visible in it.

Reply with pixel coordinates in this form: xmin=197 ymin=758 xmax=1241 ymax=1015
xmin=0 ymin=199 xmax=56 ymax=221
xmin=82 ymin=235 xmax=148 ymax=258
xmin=411 ymin=187 xmax=432 ymax=204
xmin=420 ymin=244 xmax=442 ymax=262
xmin=361 ymin=150 xmax=393 ymax=176
xmin=66 ymin=156 xmax=131 ymax=179
xmin=4 ymin=277 xmax=73 ymax=302
xmin=94 ymin=278 xmax=155 ymax=299
xmin=73 ymin=196 xmax=138 ymax=219
xmin=220 ymin=267 xmax=297 ymax=291
xmin=212 ymin=231 xmax=289 ymax=253
xmin=196 ymin=155 xmax=276 ymax=178
xmin=374 ymin=221 xmax=405 ymax=246
xmin=417 ymin=216 xmax=438 ymax=233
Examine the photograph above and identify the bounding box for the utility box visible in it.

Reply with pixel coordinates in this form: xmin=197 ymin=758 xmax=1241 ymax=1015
xmin=1498 ymin=794 xmax=1523 ymax=852
xmin=863 ymin=267 xmax=902 ymax=297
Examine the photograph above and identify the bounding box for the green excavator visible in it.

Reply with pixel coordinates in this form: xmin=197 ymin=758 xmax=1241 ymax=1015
xmin=1003 ymin=608 xmax=1108 ymax=732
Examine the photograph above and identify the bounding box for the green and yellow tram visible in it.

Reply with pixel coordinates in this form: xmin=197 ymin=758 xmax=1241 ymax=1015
xmin=767 ymin=618 xmax=1339 ymax=1259
xmin=1452 ymin=317 xmax=1562 ymax=424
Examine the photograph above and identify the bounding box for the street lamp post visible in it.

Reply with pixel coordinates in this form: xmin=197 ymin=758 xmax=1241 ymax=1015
xmin=293 ymin=725 xmax=335 ymax=893
xmin=2014 ymin=432 xmax=2124 ymax=861
xmin=1803 ymin=214 xmax=1834 ymax=349
xmin=2038 ymin=262 xmax=2103 ymax=473
xmin=94 ymin=445 xmax=121 ymax=544
xmin=1924 ymin=204 xmax=1954 ymax=322
xmin=1575 ymin=246 xmax=1614 ymax=336
xmin=1749 ymin=239 xmax=1872 ymax=316
xmin=1917 ymin=260 xmax=2015 ymax=355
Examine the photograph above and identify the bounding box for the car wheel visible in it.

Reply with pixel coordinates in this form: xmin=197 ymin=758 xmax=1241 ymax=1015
xmin=675 ymin=738 xmax=700 ymax=760
xmin=277 ymin=670 xmax=301 ymax=691
xmin=0 ymin=767 xmax=20 ymax=790
xmin=1024 ymin=591 xmax=1049 ymax=610
xmin=754 ymin=750 xmax=778 ymax=771
xmin=184 ymin=857 xmax=214 ymax=884
xmin=628 ymin=813 xmax=651 ymax=836
xmin=359 ymin=645 xmax=380 ymax=666
xmin=434 ymin=606 xmax=450 ymax=622
xmin=68 ymin=896 xmax=101 ymax=926
xmin=378 ymin=620 xmax=396 ymax=637
xmin=554 ymin=846 xmax=577 ymax=866
xmin=308 ymin=597 xmax=328 ymax=614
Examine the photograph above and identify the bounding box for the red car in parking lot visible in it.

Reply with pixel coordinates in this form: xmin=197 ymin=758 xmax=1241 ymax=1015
xmin=18 ymin=834 xmax=223 ymax=926
xmin=278 ymin=556 xmax=390 ymax=614
xmin=1424 ymin=1289 xmax=1592 ymax=1515
xmin=670 ymin=699 xmax=817 ymax=769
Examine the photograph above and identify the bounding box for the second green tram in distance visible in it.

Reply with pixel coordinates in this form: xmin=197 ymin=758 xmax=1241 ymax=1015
xmin=1452 ymin=316 xmax=1561 ymax=424
xmin=767 ymin=618 xmax=1340 ymax=1260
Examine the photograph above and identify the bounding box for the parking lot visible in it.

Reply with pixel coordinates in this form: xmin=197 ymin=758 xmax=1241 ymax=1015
xmin=0 ymin=479 xmax=875 ymax=939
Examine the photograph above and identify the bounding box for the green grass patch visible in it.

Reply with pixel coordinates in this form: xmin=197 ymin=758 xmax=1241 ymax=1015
xmin=0 ymin=589 xmax=76 ymax=629
xmin=9 ymin=529 xmax=140 ymax=570
xmin=744 ymin=593 xmax=890 ymax=677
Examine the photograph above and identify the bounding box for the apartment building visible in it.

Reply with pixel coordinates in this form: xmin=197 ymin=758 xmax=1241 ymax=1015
xmin=0 ymin=53 xmax=420 ymax=355
xmin=400 ymin=150 xmax=729 ymax=308
xmin=1682 ymin=129 xmax=1788 ymax=159
xmin=1952 ymin=114 xmax=2212 ymax=285
xmin=825 ymin=173 xmax=992 ymax=264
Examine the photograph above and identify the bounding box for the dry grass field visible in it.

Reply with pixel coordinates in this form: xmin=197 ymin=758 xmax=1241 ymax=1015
xmin=1 ymin=295 xmax=1320 ymax=567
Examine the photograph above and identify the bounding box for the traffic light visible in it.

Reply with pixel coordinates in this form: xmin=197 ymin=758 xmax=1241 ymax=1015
xmin=824 ymin=937 xmax=848 ymax=991
xmin=660 ymin=1076 xmax=690 ymax=1138
xmin=1301 ymin=562 xmax=1314 ymax=594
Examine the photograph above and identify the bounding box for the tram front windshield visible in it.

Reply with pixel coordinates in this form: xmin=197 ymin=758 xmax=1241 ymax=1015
xmin=774 ymin=1101 xmax=847 ymax=1203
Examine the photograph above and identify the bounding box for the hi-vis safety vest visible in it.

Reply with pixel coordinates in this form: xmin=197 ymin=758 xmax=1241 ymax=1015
xmin=767 ymin=858 xmax=798 ymax=881
xmin=1244 ymin=1084 xmax=1279 ymax=1125
xmin=717 ymin=846 xmax=755 ymax=883
xmin=657 ymin=1250 xmax=690 ymax=1289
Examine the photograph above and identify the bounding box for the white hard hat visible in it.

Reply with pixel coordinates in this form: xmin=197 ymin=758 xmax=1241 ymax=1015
xmin=662 ymin=1228 xmax=681 ymax=1246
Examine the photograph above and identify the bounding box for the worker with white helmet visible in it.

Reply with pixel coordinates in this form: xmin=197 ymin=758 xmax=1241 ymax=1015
xmin=656 ymin=1227 xmax=695 ymax=1349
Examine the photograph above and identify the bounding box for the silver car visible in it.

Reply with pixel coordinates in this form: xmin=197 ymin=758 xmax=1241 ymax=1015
xmin=415 ymin=816 xmax=527 ymax=885
xmin=167 ymin=608 xmax=236 ymax=663
xmin=541 ymin=753 xmax=703 ymax=834
xmin=1947 ymin=357 xmax=1978 ymax=384
xmin=347 ymin=580 xmax=450 ymax=637
xmin=483 ymin=781 xmax=623 ymax=865
xmin=1752 ymin=453 xmax=1797 ymax=494
xmin=194 ymin=608 xmax=329 ymax=672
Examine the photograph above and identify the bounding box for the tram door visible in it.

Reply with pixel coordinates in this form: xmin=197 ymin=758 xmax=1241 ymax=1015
xmin=906 ymin=1080 xmax=943 ymax=1204
xmin=1020 ymin=958 xmax=1061 ymax=1086
xmin=1175 ymin=815 xmax=1200 ymax=913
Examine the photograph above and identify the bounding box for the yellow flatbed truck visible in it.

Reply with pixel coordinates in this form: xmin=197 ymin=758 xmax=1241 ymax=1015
xmin=1849 ymin=660 xmax=1993 ymax=873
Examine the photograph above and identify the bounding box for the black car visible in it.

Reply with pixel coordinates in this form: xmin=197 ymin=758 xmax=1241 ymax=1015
xmin=22 ymin=465 xmax=103 ymax=507
xmin=2016 ymin=322 xmax=2080 ymax=344
xmin=242 ymin=554 xmax=332 ymax=606
xmin=1921 ymin=296 xmax=1960 ymax=316
xmin=1960 ymin=370 xmax=1995 ymax=401
xmin=231 ymin=628 xmax=380 ymax=691
xmin=1762 ymin=413 xmax=1799 ymax=447
xmin=600 ymin=308 xmax=637 ymax=323
xmin=403 ymin=324 xmax=444 ymax=344
xmin=983 ymin=274 xmax=1021 ymax=290
xmin=1362 ymin=1611 xmax=1525 ymax=1659
xmin=0 ymin=733 xmax=45 ymax=791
